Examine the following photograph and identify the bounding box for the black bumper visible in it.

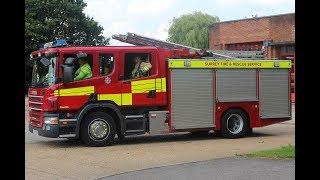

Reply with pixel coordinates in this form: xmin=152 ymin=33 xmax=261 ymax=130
xmin=29 ymin=112 xmax=78 ymax=138
xmin=29 ymin=124 xmax=59 ymax=138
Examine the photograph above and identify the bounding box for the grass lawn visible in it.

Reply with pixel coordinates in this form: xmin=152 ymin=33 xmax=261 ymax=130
xmin=241 ymin=144 xmax=295 ymax=159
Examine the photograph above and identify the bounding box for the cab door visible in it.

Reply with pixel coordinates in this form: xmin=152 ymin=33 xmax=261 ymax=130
xmin=56 ymin=50 xmax=97 ymax=110
xmin=119 ymin=50 xmax=159 ymax=107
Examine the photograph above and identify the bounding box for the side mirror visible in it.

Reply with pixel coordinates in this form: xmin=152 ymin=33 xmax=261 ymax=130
xmin=61 ymin=65 xmax=74 ymax=83
xmin=40 ymin=57 xmax=51 ymax=67
xmin=64 ymin=57 xmax=76 ymax=66
xmin=61 ymin=57 xmax=75 ymax=83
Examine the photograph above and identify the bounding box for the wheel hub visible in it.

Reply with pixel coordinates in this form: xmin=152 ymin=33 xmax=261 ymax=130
xmin=227 ymin=114 xmax=244 ymax=134
xmin=89 ymin=120 xmax=110 ymax=140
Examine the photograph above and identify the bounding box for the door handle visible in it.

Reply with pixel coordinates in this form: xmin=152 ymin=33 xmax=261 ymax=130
xmin=147 ymin=90 xmax=156 ymax=98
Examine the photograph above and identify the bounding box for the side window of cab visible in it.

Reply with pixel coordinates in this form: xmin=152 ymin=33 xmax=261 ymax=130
xmin=124 ymin=53 xmax=153 ymax=80
xmin=99 ymin=54 xmax=114 ymax=76
xmin=63 ymin=53 xmax=93 ymax=81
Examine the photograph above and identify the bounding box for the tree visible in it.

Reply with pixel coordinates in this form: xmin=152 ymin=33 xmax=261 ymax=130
xmin=168 ymin=11 xmax=219 ymax=49
xmin=25 ymin=0 xmax=109 ymax=91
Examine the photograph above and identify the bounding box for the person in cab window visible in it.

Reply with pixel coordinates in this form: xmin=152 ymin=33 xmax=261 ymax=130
xmin=74 ymin=52 xmax=92 ymax=81
xmin=104 ymin=66 xmax=110 ymax=75
xmin=131 ymin=56 xmax=152 ymax=79
xmin=104 ymin=58 xmax=112 ymax=75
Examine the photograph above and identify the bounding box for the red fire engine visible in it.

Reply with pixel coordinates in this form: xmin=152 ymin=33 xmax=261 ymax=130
xmin=28 ymin=35 xmax=292 ymax=146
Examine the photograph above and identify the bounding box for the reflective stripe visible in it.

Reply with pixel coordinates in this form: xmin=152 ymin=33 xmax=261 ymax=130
xmin=168 ymin=59 xmax=292 ymax=69
xmin=156 ymin=78 xmax=162 ymax=92
xmin=155 ymin=78 xmax=166 ymax=92
xmin=131 ymin=78 xmax=166 ymax=93
xmin=54 ymin=78 xmax=166 ymax=105
xmin=97 ymin=93 xmax=133 ymax=106
xmin=54 ymin=86 xmax=94 ymax=96
xmin=97 ymin=94 xmax=121 ymax=105
xmin=131 ymin=79 xmax=156 ymax=93
xmin=122 ymin=93 xmax=132 ymax=105
xmin=161 ymin=78 xmax=166 ymax=92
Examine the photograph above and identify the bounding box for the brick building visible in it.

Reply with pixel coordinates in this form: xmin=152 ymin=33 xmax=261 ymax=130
xmin=209 ymin=13 xmax=294 ymax=59
xmin=209 ymin=13 xmax=295 ymax=102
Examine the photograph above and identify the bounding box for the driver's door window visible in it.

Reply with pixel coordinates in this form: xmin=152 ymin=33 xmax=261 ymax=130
xmin=63 ymin=54 xmax=93 ymax=81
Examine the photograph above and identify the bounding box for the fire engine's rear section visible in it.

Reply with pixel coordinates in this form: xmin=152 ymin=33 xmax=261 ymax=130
xmin=28 ymin=39 xmax=292 ymax=146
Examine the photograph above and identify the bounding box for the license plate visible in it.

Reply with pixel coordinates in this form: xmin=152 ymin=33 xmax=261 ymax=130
xmin=32 ymin=129 xmax=38 ymax=135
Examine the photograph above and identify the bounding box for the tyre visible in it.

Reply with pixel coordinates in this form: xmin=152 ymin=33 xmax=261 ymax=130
xmin=221 ymin=109 xmax=249 ymax=138
xmin=80 ymin=112 xmax=116 ymax=146
xmin=247 ymin=128 xmax=253 ymax=136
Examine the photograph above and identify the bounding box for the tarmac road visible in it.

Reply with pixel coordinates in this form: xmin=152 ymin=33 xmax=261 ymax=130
xmin=25 ymin=97 xmax=295 ymax=180
xmin=99 ymin=157 xmax=295 ymax=180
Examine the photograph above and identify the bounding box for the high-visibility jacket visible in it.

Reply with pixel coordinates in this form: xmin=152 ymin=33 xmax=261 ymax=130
xmin=131 ymin=62 xmax=152 ymax=79
xmin=74 ymin=63 xmax=92 ymax=81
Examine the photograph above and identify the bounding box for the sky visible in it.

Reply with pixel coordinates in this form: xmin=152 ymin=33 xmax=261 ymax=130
xmin=83 ymin=0 xmax=295 ymax=45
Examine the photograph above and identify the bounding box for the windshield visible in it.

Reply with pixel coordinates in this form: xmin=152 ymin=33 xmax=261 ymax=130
xmin=31 ymin=55 xmax=57 ymax=87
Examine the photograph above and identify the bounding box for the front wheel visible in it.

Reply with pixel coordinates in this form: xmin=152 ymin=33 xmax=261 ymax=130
xmin=80 ymin=112 xmax=116 ymax=146
xmin=221 ymin=109 xmax=249 ymax=138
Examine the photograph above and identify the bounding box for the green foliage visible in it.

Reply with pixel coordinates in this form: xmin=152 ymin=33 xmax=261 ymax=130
xmin=243 ymin=144 xmax=295 ymax=159
xmin=168 ymin=11 xmax=219 ymax=49
xmin=25 ymin=0 xmax=109 ymax=90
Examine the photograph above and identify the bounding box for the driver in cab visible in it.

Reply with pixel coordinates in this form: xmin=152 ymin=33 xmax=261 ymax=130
xmin=74 ymin=52 xmax=92 ymax=81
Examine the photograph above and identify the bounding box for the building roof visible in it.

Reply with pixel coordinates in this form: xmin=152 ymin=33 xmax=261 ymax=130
xmin=210 ymin=12 xmax=295 ymax=27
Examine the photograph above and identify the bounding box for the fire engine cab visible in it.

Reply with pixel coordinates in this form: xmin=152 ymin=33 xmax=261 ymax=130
xmin=28 ymin=37 xmax=292 ymax=146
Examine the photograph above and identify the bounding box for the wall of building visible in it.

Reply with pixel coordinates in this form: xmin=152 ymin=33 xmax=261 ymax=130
xmin=209 ymin=13 xmax=295 ymax=51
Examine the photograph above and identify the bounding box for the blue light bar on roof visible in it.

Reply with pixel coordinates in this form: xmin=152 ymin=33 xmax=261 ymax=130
xmin=52 ymin=39 xmax=67 ymax=47
xmin=39 ymin=39 xmax=68 ymax=49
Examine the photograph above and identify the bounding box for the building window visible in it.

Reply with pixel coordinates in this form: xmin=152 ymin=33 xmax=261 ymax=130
xmin=281 ymin=46 xmax=295 ymax=53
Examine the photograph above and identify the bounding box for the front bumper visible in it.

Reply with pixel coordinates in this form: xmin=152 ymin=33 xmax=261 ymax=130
xmin=28 ymin=113 xmax=78 ymax=138
xmin=29 ymin=124 xmax=59 ymax=138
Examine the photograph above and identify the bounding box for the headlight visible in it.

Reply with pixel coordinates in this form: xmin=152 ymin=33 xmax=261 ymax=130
xmin=44 ymin=117 xmax=59 ymax=125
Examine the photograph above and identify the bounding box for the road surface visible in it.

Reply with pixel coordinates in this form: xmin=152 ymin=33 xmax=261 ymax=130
xmin=99 ymin=157 xmax=295 ymax=180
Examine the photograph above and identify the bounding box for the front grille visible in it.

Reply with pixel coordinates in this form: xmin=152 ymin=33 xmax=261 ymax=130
xmin=29 ymin=96 xmax=42 ymax=102
xmin=29 ymin=95 xmax=44 ymax=127
xmin=29 ymin=95 xmax=43 ymax=111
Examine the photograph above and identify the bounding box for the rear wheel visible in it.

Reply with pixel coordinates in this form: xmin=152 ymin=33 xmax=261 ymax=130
xmin=221 ymin=109 xmax=249 ymax=138
xmin=80 ymin=112 xmax=116 ymax=146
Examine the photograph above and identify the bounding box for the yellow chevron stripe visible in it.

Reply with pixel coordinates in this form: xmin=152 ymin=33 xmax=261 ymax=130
xmin=54 ymin=86 xmax=94 ymax=96
xmin=131 ymin=78 xmax=166 ymax=93
xmin=97 ymin=93 xmax=132 ymax=106
xmin=122 ymin=93 xmax=132 ymax=105
xmin=160 ymin=78 xmax=166 ymax=92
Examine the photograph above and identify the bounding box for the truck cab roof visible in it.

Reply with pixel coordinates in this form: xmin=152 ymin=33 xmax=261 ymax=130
xmin=31 ymin=46 xmax=163 ymax=55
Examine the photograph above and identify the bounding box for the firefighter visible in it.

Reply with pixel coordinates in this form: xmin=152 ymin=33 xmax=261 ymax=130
xmin=74 ymin=52 xmax=92 ymax=81
xmin=131 ymin=56 xmax=152 ymax=79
